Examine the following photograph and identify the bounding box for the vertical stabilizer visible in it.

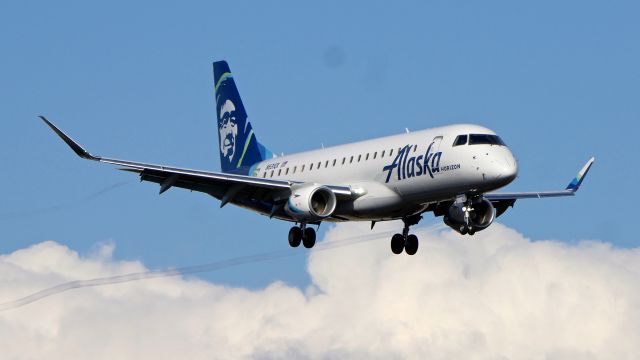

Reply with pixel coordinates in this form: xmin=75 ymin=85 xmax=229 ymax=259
xmin=213 ymin=61 xmax=274 ymax=175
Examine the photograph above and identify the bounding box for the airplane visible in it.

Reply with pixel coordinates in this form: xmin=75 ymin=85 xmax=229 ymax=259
xmin=40 ymin=60 xmax=594 ymax=255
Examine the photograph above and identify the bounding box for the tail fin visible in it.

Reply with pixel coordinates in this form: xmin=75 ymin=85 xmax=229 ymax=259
xmin=213 ymin=61 xmax=274 ymax=175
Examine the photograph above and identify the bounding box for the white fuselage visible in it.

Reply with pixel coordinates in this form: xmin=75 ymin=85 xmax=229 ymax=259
xmin=250 ymin=124 xmax=518 ymax=221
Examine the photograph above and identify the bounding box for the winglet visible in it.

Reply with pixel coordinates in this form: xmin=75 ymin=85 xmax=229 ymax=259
xmin=565 ymin=157 xmax=595 ymax=192
xmin=39 ymin=116 xmax=100 ymax=161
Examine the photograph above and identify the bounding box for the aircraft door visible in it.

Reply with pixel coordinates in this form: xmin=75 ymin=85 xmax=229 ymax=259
xmin=429 ymin=136 xmax=443 ymax=176
xmin=431 ymin=136 xmax=443 ymax=152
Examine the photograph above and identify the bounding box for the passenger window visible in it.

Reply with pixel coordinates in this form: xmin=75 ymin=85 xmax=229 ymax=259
xmin=270 ymin=170 xmax=274 ymax=177
xmin=357 ymin=154 xmax=361 ymax=162
xmin=317 ymin=161 xmax=321 ymax=169
xmin=302 ymin=165 xmax=305 ymax=172
xmin=262 ymin=172 xmax=266 ymax=177
xmin=373 ymin=152 xmax=377 ymax=159
xmin=332 ymin=159 xmax=336 ymax=166
xmin=381 ymin=150 xmax=385 ymax=157
xmin=285 ymin=168 xmax=289 ymax=175
xmin=390 ymin=149 xmax=394 ymax=156
xmin=278 ymin=169 xmax=282 ymax=176
xmin=310 ymin=163 xmax=314 ymax=170
xmin=342 ymin=157 xmax=346 ymax=165
xmin=365 ymin=153 xmax=369 ymax=160
xmin=413 ymin=145 xmax=417 ymax=152
xmin=350 ymin=156 xmax=354 ymax=163
xmin=325 ymin=160 xmax=328 ymax=168
xmin=293 ymin=166 xmax=297 ymax=174
xmin=453 ymin=135 xmax=468 ymax=146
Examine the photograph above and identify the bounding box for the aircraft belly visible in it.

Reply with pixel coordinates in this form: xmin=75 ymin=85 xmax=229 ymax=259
xmin=393 ymin=174 xmax=452 ymax=201
xmin=333 ymin=181 xmax=422 ymax=220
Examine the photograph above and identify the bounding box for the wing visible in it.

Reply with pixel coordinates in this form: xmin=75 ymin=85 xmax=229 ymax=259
xmin=40 ymin=117 xmax=354 ymax=211
xmin=485 ymin=157 xmax=595 ymax=201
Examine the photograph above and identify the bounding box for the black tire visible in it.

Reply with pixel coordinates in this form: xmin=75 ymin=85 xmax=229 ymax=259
xmin=390 ymin=233 xmax=404 ymax=254
xmin=405 ymin=234 xmax=419 ymax=255
xmin=303 ymin=227 xmax=316 ymax=248
xmin=288 ymin=226 xmax=302 ymax=247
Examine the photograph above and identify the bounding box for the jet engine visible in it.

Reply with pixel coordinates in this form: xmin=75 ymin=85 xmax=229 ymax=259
xmin=444 ymin=197 xmax=496 ymax=235
xmin=285 ymin=184 xmax=337 ymax=221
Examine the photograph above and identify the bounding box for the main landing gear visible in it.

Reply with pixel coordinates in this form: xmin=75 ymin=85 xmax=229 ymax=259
xmin=390 ymin=215 xmax=422 ymax=255
xmin=288 ymin=223 xmax=316 ymax=249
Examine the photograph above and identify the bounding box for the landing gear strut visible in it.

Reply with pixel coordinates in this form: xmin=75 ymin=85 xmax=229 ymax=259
xmin=390 ymin=215 xmax=422 ymax=255
xmin=288 ymin=223 xmax=316 ymax=249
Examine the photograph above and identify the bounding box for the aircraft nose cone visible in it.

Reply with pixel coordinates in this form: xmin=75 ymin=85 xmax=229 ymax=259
xmin=501 ymin=161 xmax=518 ymax=181
xmin=487 ymin=154 xmax=518 ymax=186
xmin=495 ymin=156 xmax=518 ymax=183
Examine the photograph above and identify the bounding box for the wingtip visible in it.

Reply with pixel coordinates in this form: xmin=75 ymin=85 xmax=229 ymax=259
xmin=39 ymin=116 xmax=99 ymax=161
xmin=38 ymin=115 xmax=52 ymax=126
xmin=583 ymin=156 xmax=596 ymax=173
xmin=566 ymin=157 xmax=595 ymax=192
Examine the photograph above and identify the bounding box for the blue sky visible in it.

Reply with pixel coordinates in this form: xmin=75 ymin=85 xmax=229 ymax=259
xmin=1 ymin=0 xmax=638 ymax=289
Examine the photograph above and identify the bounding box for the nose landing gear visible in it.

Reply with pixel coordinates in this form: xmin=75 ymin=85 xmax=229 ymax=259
xmin=405 ymin=234 xmax=419 ymax=255
xmin=288 ymin=223 xmax=316 ymax=249
xmin=390 ymin=215 xmax=422 ymax=255
xmin=288 ymin=226 xmax=302 ymax=247
xmin=302 ymin=227 xmax=316 ymax=248
xmin=390 ymin=233 xmax=404 ymax=254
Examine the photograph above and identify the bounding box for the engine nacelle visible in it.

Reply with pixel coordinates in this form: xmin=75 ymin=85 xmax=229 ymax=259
xmin=444 ymin=197 xmax=496 ymax=235
xmin=285 ymin=184 xmax=337 ymax=221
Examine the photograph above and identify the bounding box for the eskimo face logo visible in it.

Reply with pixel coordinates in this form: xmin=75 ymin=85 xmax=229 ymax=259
xmin=382 ymin=142 xmax=444 ymax=183
xmin=219 ymin=99 xmax=238 ymax=162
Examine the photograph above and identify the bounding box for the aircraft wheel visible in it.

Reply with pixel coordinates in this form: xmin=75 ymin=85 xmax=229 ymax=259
xmin=459 ymin=226 xmax=468 ymax=235
xmin=288 ymin=226 xmax=302 ymax=247
xmin=391 ymin=233 xmax=404 ymax=254
xmin=468 ymin=229 xmax=476 ymax=236
xmin=405 ymin=234 xmax=419 ymax=255
xmin=303 ymin=228 xmax=316 ymax=248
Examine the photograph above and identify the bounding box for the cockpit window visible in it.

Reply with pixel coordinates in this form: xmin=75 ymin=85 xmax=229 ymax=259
xmin=469 ymin=134 xmax=506 ymax=146
xmin=453 ymin=135 xmax=468 ymax=146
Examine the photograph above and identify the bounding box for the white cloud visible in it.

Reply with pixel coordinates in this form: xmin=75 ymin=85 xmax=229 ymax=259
xmin=1 ymin=222 xmax=639 ymax=360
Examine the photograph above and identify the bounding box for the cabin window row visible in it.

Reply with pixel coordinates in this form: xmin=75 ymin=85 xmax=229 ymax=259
xmin=260 ymin=144 xmax=421 ymax=178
